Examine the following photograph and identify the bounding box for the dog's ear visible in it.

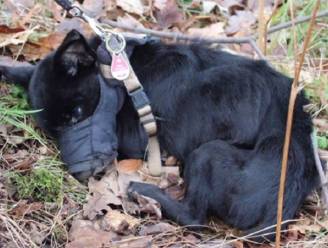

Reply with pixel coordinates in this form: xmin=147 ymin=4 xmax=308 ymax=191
xmin=0 ymin=65 xmax=35 ymax=89
xmin=54 ymin=29 xmax=96 ymax=76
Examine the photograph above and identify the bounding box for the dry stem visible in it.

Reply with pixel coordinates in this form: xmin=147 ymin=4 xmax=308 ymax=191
xmin=275 ymin=0 xmax=322 ymax=247
xmin=258 ymin=0 xmax=266 ymax=54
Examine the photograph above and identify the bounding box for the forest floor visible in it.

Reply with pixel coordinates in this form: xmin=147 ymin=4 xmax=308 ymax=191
xmin=0 ymin=0 xmax=327 ymax=247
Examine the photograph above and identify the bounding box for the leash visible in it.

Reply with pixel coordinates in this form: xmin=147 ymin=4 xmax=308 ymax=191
xmin=54 ymin=0 xmax=162 ymax=176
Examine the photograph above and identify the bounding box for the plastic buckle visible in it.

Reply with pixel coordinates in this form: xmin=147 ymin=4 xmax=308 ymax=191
xmin=128 ymin=87 xmax=150 ymax=110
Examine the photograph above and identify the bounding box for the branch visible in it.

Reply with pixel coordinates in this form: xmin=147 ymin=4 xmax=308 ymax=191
xmin=312 ymin=133 xmax=328 ymax=208
xmin=267 ymin=9 xmax=328 ymax=35
xmin=275 ymin=1 xmax=321 ymax=247
xmin=101 ymin=18 xmax=265 ymax=59
xmin=258 ymin=0 xmax=266 ymax=54
xmin=101 ymin=8 xmax=328 ymax=59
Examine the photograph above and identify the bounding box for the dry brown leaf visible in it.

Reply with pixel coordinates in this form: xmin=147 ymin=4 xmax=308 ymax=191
xmin=117 ymin=0 xmax=145 ymax=16
xmin=0 ymin=27 xmax=37 ymax=48
xmin=83 ymin=168 xmax=142 ymax=219
xmin=187 ymin=22 xmax=225 ymax=38
xmin=82 ymin=0 xmax=106 ymax=18
xmin=8 ymin=32 xmax=65 ymax=61
xmin=101 ymin=210 xmax=140 ymax=234
xmin=139 ymin=222 xmax=175 ymax=235
xmin=56 ymin=19 xmax=93 ymax=38
xmin=155 ymin=0 xmax=184 ymax=29
xmin=117 ymin=14 xmax=145 ymax=30
xmin=9 ymin=200 xmax=43 ymax=218
xmin=0 ymin=25 xmax=25 ymax=34
xmin=111 ymin=235 xmax=153 ymax=248
xmin=225 ymin=10 xmax=256 ymax=36
xmin=0 ymin=125 xmax=26 ymax=145
xmin=289 ymin=222 xmax=322 ymax=235
xmin=67 ymin=219 xmax=118 ymax=248
xmin=117 ymin=159 xmax=143 ymax=173
xmin=202 ymin=1 xmax=220 ymax=14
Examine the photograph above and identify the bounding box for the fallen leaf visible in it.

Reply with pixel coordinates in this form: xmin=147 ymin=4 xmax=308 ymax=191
xmin=56 ymin=19 xmax=93 ymax=38
xmin=111 ymin=235 xmax=153 ymax=248
xmin=202 ymin=1 xmax=219 ymax=14
xmin=155 ymin=0 xmax=184 ymax=29
xmin=7 ymin=32 xmax=65 ymax=61
xmin=0 ymin=25 xmax=25 ymax=34
xmin=117 ymin=0 xmax=145 ymax=16
xmin=187 ymin=22 xmax=225 ymax=38
xmin=67 ymin=219 xmax=118 ymax=248
xmin=83 ymin=168 xmax=142 ymax=219
xmin=82 ymin=0 xmax=106 ymax=18
xmin=10 ymin=200 xmax=43 ymax=218
xmin=101 ymin=210 xmax=139 ymax=234
xmin=225 ymin=10 xmax=256 ymax=36
xmin=139 ymin=222 xmax=175 ymax=235
xmin=117 ymin=159 xmax=143 ymax=173
xmin=0 ymin=26 xmax=37 ymax=48
xmin=117 ymin=14 xmax=145 ymax=30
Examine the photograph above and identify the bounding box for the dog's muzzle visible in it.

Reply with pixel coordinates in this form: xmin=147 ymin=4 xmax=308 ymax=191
xmin=58 ymin=75 xmax=124 ymax=181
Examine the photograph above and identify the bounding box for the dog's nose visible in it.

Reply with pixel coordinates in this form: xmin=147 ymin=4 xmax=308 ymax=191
xmin=69 ymin=155 xmax=116 ymax=183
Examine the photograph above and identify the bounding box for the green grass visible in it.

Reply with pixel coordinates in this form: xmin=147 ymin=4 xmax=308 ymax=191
xmin=7 ymin=167 xmax=63 ymax=202
xmin=0 ymin=85 xmax=46 ymax=145
xmin=270 ymin=0 xmax=328 ymax=58
xmin=1 ymin=83 xmax=87 ymax=204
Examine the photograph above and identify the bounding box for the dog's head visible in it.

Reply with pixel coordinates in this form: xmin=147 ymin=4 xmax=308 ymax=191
xmin=0 ymin=30 xmax=127 ymax=181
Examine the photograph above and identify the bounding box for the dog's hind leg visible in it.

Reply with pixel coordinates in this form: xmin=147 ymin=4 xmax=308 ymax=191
xmin=128 ymin=139 xmax=247 ymax=227
xmin=128 ymin=181 xmax=203 ymax=226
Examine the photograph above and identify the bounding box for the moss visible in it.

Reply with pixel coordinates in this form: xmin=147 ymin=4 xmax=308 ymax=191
xmin=8 ymin=167 xmax=63 ymax=203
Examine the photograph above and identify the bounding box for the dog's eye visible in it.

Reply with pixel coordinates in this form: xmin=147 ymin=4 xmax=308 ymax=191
xmin=62 ymin=106 xmax=84 ymax=126
xmin=70 ymin=106 xmax=83 ymax=125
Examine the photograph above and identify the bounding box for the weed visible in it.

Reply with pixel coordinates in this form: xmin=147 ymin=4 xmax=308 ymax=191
xmin=269 ymin=0 xmax=328 ymax=58
xmin=7 ymin=167 xmax=63 ymax=202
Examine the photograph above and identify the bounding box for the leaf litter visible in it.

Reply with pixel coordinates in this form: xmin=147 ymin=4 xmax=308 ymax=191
xmin=0 ymin=0 xmax=327 ymax=247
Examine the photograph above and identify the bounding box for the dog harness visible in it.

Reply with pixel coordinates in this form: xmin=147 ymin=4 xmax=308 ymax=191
xmin=54 ymin=0 xmax=162 ymax=176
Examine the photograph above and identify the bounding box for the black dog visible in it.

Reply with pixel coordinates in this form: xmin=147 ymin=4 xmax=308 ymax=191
xmin=0 ymin=30 xmax=318 ymax=240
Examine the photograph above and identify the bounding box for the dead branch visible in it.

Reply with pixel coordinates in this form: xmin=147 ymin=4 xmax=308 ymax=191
xmin=275 ymin=1 xmax=321 ymax=247
xmin=262 ymin=0 xmax=280 ymax=53
xmin=312 ymin=133 xmax=328 ymax=208
xmin=258 ymin=0 xmax=266 ymax=54
xmin=101 ymin=18 xmax=265 ymax=59
xmin=267 ymin=9 xmax=328 ymax=35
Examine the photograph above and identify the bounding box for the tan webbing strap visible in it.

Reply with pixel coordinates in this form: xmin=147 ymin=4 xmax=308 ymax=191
xmin=100 ymin=63 xmax=162 ymax=176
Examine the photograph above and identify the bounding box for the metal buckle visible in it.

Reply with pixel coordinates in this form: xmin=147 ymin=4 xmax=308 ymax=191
xmin=105 ymin=33 xmax=126 ymax=54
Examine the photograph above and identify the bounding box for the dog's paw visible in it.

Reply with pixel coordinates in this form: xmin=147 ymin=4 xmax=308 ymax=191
xmin=127 ymin=181 xmax=162 ymax=200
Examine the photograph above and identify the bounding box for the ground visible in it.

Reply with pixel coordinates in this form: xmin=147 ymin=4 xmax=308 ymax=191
xmin=0 ymin=0 xmax=327 ymax=247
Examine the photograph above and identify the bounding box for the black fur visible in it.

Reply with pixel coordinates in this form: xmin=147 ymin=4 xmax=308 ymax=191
xmin=0 ymin=30 xmax=318 ymax=241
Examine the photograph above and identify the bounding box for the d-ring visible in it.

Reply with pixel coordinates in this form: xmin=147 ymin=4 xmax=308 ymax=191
xmin=105 ymin=33 xmax=126 ymax=54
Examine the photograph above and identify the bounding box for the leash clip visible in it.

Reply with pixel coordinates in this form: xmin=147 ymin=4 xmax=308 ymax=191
xmin=105 ymin=33 xmax=126 ymax=54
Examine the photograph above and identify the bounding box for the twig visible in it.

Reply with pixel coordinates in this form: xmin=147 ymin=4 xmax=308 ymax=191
xmin=263 ymin=0 xmax=280 ymax=52
xmin=275 ymin=1 xmax=321 ymax=247
xmin=267 ymin=9 xmax=328 ymax=35
xmin=312 ymin=133 xmax=328 ymax=208
xmin=101 ymin=18 xmax=265 ymax=59
xmin=258 ymin=0 xmax=266 ymax=54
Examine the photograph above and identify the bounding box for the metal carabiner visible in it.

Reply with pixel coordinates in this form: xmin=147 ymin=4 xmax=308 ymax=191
xmin=105 ymin=33 xmax=126 ymax=55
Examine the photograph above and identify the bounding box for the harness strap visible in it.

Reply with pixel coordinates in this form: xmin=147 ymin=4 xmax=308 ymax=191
xmin=100 ymin=63 xmax=162 ymax=176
